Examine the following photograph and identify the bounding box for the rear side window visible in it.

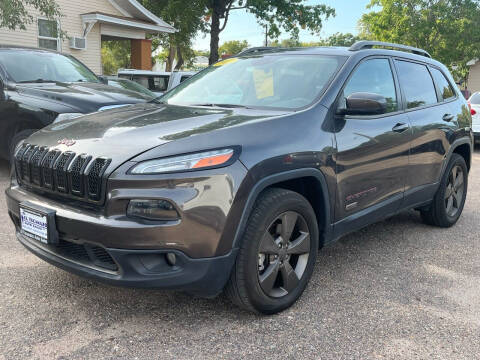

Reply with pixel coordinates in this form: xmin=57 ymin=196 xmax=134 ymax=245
xmin=469 ymin=92 xmax=480 ymax=105
xmin=343 ymin=58 xmax=398 ymax=113
xmin=430 ymin=68 xmax=455 ymax=101
xmin=180 ymin=75 xmax=191 ymax=83
xmin=131 ymin=75 xmax=169 ymax=92
xmin=396 ymin=60 xmax=437 ymax=109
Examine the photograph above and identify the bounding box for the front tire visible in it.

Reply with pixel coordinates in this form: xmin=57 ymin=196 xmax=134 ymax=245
xmin=225 ymin=188 xmax=319 ymax=314
xmin=420 ymin=153 xmax=468 ymax=227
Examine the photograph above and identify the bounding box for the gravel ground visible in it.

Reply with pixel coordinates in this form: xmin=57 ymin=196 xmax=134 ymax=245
xmin=1 ymin=150 xmax=479 ymax=360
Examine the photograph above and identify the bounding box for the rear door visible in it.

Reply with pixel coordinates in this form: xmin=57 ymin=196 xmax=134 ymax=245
xmin=394 ymin=59 xmax=458 ymax=206
xmin=334 ymin=57 xmax=411 ymax=227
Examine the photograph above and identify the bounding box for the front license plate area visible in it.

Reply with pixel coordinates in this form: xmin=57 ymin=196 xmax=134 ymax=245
xmin=19 ymin=202 xmax=58 ymax=245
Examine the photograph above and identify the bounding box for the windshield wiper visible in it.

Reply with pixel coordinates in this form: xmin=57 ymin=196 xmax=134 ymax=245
xmin=191 ymin=103 xmax=250 ymax=109
xmin=17 ymin=79 xmax=58 ymax=84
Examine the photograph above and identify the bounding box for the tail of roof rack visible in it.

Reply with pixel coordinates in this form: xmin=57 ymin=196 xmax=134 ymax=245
xmin=349 ymin=41 xmax=431 ymax=58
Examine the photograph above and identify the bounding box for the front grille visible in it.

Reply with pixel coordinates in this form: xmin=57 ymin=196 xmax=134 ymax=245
xmin=15 ymin=143 xmax=111 ymax=203
xmin=87 ymin=158 xmax=111 ymax=201
xmin=53 ymin=239 xmax=118 ymax=271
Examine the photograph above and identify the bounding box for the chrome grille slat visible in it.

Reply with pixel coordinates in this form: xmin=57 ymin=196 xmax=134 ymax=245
xmin=15 ymin=144 xmax=110 ymax=203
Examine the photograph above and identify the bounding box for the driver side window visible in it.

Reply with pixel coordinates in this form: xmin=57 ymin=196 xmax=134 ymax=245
xmin=343 ymin=58 xmax=398 ymax=113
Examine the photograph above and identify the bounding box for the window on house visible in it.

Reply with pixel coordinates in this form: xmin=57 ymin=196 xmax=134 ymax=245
xmin=38 ymin=19 xmax=59 ymax=51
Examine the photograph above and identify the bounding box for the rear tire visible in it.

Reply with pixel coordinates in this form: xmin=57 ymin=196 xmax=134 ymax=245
xmin=420 ymin=154 xmax=468 ymax=227
xmin=225 ymin=188 xmax=319 ymax=314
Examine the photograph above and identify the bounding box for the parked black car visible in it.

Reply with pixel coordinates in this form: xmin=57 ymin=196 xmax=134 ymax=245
xmin=0 ymin=46 xmax=153 ymax=161
xmin=6 ymin=42 xmax=473 ymax=314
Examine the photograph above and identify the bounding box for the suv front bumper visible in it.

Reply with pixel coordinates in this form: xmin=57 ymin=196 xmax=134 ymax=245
xmin=5 ymin=161 xmax=249 ymax=295
xmin=16 ymin=230 xmax=237 ymax=297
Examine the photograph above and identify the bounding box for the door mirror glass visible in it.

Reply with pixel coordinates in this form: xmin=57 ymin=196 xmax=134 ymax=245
xmin=340 ymin=92 xmax=388 ymax=116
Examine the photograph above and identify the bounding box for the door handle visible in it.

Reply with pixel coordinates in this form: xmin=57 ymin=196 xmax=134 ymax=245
xmin=443 ymin=114 xmax=455 ymax=122
xmin=392 ymin=122 xmax=410 ymax=133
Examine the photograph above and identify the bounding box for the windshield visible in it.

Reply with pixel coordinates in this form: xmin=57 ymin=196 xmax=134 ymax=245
xmin=160 ymin=54 xmax=345 ymax=110
xmin=0 ymin=50 xmax=99 ymax=83
xmin=108 ymin=78 xmax=156 ymax=98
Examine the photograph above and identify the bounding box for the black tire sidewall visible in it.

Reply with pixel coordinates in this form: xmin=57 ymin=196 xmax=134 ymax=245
xmin=435 ymin=154 xmax=468 ymax=226
xmin=241 ymin=190 xmax=319 ymax=314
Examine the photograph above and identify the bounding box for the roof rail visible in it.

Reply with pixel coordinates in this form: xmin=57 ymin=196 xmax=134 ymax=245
xmin=349 ymin=41 xmax=431 ymax=58
xmin=236 ymin=47 xmax=279 ymax=56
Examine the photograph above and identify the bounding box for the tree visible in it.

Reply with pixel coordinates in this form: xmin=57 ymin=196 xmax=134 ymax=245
xmin=101 ymin=40 xmax=131 ymax=75
xmin=141 ymin=0 xmax=206 ymax=71
xmin=205 ymin=0 xmax=335 ymax=64
xmin=219 ymin=40 xmax=249 ymax=55
xmin=1 ymin=0 xmax=60 ymax=30
xmin=318 ymin=32 xmax=360 ymax=47
xmin=359 ymin=0 xmax=480 ymax=81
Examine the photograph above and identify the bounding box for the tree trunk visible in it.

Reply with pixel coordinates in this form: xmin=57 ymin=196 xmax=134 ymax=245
xmin=175 ymin=46 xmax=184 ymax=70
xmin=165 ymin=42 xmax=175 ymax=72
xmin=209 ymin=6 xmax=221 ymax=64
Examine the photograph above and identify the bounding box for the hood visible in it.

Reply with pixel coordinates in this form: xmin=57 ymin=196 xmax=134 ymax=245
xmin=16 ymin=82 xmax=151 ymax=113
xmin=26 ymin=103 xmax=287 ymax=172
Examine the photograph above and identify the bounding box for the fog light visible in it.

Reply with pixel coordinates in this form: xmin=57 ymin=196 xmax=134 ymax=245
xmin=127 ymin=199 xmax=179 ymax=221
xmin=166 ymin=253 xmax=176 ymax=266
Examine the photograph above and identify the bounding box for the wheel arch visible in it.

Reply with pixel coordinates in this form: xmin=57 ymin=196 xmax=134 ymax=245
xmin=440 ymin=137 xmax=473 ymax=179
xmin=232 ymin=168 xmax=333 ymax=250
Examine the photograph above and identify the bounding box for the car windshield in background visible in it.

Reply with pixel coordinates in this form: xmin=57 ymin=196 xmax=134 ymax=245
xmin=0 ymin=50 xmax=99 ymax=83
xmin=108 ymin=78 xmax=156 ymax=98
xmin=160 ymin=55 xmax=345 ymax=110
xmin=470 ymin=92 xmax=480 ymax=104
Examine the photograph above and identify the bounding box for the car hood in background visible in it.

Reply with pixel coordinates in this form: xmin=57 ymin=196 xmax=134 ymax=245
xmin=26 ymin=103 xmax=287 ymax=172
xmin=16 ymin=81 xmax=152 ymax=113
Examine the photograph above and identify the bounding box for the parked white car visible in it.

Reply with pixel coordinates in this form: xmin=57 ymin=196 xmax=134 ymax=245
xmin=117 ymin=69 xmax=196 ymax=96
xmin=468 ymin=92 xmax=480 ymax=143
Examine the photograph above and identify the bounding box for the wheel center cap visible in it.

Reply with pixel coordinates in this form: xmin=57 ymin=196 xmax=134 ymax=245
xmin=279 ymin=248 xmax=287 ymax=260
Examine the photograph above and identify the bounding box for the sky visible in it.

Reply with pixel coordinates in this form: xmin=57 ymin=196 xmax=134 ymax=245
xmin=192 ymin=0 xmax=372 ymax=50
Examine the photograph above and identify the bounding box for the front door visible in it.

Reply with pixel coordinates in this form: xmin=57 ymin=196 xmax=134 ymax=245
xmin=333 ymin=57 xmax=411 ymax=232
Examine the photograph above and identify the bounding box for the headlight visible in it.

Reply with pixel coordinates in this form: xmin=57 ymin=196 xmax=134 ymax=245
xmin=130 ymin=148 xmax=236 ymax=174
xmin=54 ymin=113 xmax=84 ymax=123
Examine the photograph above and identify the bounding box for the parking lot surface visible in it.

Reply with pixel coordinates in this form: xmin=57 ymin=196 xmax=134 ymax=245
xmin=1 ymin=151 xmax=479 ymax=360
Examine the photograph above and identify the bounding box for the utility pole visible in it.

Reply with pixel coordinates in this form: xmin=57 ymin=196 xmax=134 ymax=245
xmin=265 ymin=24 xmax=268 ymax=47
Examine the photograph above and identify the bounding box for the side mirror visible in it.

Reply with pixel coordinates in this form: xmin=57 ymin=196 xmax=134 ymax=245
xmin=338 ymin=92 xmax=388 ymax=116
xmin=98 ymin=75 xmax=108 ymax=85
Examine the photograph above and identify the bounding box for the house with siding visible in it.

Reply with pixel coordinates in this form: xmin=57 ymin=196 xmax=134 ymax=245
xmin=467 ymin=59 xmax=480 ymax=95
xmin=0 ymin=0 xmax=175 ymax=74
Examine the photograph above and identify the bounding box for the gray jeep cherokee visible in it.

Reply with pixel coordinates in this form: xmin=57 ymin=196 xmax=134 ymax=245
xmin=6 ymin=42 xmax=473 ymax=314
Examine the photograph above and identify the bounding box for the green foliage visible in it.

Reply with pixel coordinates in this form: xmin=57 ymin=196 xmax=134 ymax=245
xmin=219 ymin=40 xmax=249 ymax=55
xmin=318 ymin=32 xmax=360 ymax=47
xmin=206 ymin=0 xmax=336 ymax=64
xmin=0 ymin=0 xmax=60 ymax=30
xmin=140 ymin=0 xmax=206 ymax=70
xmin=101 ymin=40 xmax=131 ymax=75
xmin=270 ymin=32 xmax=360 ymax=48
xmin=359 ymin=0 xmax=480 ymax=80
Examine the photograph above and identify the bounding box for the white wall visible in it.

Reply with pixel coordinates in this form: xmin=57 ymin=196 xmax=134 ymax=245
xmin=468 ymin=62 xmax=480 ymax=94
